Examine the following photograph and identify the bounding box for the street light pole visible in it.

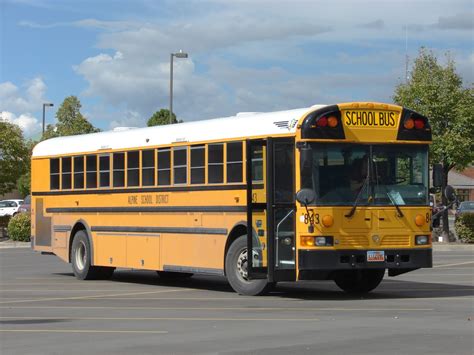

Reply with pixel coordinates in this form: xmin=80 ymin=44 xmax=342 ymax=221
xmin=42 ymin=102 xmax=54 ymax=135
xmin=169 ymin=51 xmax=188 ymax=124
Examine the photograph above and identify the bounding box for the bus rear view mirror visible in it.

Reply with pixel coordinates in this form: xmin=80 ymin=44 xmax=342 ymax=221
xmin=432 ymin=164 xmax=443 ymax=188
xmin=444 ymin=185 xmax=456 ymax=202
xmin=296 ymin=189 xmax=316 ymax=205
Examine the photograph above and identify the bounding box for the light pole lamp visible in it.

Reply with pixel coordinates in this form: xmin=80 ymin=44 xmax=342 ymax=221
xmin=169 ymin=50 xmax=188 ymax=124
xmin=42 ymin=102 xmax=54 ymax=134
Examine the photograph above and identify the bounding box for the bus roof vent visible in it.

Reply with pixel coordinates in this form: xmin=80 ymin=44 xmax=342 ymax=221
xmin=273 ymin=120 xmax=290 ymax=130
xmin=112 ymin=127 xmax=138 ymax=132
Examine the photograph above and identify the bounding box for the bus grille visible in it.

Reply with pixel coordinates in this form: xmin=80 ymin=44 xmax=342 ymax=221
xmin=380 ymin=235 xmax=410 ymax=247
xmin=338 ymin=235 xmax=369 ymax=248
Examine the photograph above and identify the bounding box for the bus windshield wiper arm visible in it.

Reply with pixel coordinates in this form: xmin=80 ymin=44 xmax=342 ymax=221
xmin=381 ymin=184 xmax=404 ymax=218
xmin=345 ymin=174 xmax=370 ymax=218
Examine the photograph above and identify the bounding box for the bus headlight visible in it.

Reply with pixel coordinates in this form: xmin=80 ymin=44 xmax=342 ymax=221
xmin=415 ymin=235 xmax=430 ymax=245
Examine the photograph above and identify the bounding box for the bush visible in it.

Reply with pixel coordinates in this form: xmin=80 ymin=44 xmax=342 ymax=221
xmin=455 ymin=214 xmax=474 ymax=243
xmin=0 ymin=216 xmax=11 ymax=238
xmin=7 ymin=213 xmax=31 ymax=242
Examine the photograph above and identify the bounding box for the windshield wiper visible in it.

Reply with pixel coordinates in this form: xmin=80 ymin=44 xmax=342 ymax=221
xmin=381 ymin=185 xmax=404 ymax=218
xmin=345 ymin=173 xmax=370 ymax=218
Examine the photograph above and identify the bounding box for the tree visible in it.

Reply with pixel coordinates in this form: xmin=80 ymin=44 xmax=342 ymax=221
xmin=42 ymin=96 xmax=99 ymax=140
xmin=393 ymin=48 xmax=474 ymax=240
xmin=147 ymin=109 xmax=182 ymax=126
xmin=0 ymin=121 xmax=29 ymax=195
xmin=16 ymin=140 xmax=36 ymax=197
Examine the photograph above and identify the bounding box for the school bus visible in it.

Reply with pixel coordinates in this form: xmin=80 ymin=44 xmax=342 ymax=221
xmin=31 ymin=102 xmax=433 ymax=295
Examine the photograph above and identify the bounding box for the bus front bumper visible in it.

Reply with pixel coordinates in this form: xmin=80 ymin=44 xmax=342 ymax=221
xmin=298 ymin=248 xmax=432 ymax=273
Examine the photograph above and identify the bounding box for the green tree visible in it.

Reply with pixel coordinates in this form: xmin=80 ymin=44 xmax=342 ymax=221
xmin=0 ymin=121 xmax=29 ymax=195
xmin=147 ymin=109 xmax=182 ymax=126
xmin=393 ymin=48 xmax=474 ymax=239
xmin=42 ymin=96 xmax=99 ymax=140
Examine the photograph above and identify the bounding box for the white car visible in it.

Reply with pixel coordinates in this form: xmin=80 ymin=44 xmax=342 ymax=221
xmin=0 ymin=199 xmax=24 ymax=217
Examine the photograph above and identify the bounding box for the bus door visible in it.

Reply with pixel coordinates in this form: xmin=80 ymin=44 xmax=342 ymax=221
xmin=247 ymin=138 xmax=296 ymax=282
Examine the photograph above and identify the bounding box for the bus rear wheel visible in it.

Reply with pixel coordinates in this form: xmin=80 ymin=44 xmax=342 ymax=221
xmin=334 ymin=269 xmax=385 ymax=294
xmin=225 ymin=235 xmax=274 ymax=296
xmin=71 ymin=230 xmax=115 ymax=280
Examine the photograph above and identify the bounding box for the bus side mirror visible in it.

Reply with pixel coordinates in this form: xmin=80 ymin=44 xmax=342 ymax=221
xmin=432 ymin=164 xmax=443 ymax=188
xmin=296 ymin=189 xmax=316 ymax=205
xmin=444 ymin=185 xmax=456 ymax=202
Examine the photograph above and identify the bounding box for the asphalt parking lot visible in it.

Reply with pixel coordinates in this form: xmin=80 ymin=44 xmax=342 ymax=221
xmin=0 ymin=247 xmax=473 ymax=355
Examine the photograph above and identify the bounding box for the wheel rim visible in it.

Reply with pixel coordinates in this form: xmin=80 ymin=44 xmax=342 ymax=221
xmin=236 ymin=249 xmax=249 ymax=281
xmin=75 ymin=241 xmax=87 ymax=271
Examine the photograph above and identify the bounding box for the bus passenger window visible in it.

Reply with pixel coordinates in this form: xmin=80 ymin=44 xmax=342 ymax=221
xmin=173 ymin=147 xmax=187 ymax=185
xmin=113 ymin=153 xmax=125 ymax=187
xmin=127 ymin=151 xmax=140 ymax=187
xmin=61 ymin=157 xmax=72 ymax=190
xmin=142 ymin=150 xmax=155 ymax=186
xmin=50 ymin=158 xmax=60 ymax=190
xmin=73 ymin=156 xmax=84 ymax=189
xmin=157 ymin=149 xmax=171 ymax=186
xmin=99 ymin=155 xmax=110 ymax=188
xmin=191 ymin=145 xmax=205 ymax=184
xmin=86 ymin=155 xmax=97 ymax=188
xmin=208 ymin=144 xmax=223 ymax=183
xmin=226 ymin=142 xmax=243 ymax=183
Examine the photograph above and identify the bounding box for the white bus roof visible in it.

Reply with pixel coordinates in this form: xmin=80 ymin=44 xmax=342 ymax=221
xmin=32 ymin=105 xmax=327 ymax=157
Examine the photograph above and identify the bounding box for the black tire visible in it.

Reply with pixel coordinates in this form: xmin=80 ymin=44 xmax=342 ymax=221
xmin=157 ymin=271 xmax=193 ymax=279
xmin=225 ymin=235 xmax=274 ymax=296
xmin=334 ymin=269 xmax=385 ymax=294
xmin=71 ymin=230 xmax=115 ymax=280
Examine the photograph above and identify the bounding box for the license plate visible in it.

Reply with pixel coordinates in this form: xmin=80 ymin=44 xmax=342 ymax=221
xmin=367 ymin=250 xmax=385 ymax=262
xmin=342 ymin=110 xmax=398 ymax=128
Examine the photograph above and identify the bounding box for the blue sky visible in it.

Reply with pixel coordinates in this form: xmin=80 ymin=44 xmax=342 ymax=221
xmin=1 ymin=0 xmax=472 ymax=137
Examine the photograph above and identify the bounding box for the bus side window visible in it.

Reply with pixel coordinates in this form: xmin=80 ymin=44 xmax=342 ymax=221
xmin=127 ymin=151 xmax=140 ymax=187
xmin=73 ymin=156 xmax=84 ymax=189
xmin=50 ymin=158 xmax=60 ymax=190
xmin=226 ymin=141 xmax=243 ymax=183
xmin=142 ymin=150 xmax=155 ymax=186
xmin=208 ymin=143 xmax=224 ymax=183
xmin=99 ymin=155 xmax=110 ymax=188
xmin=86 ymin=155 xmax=97 ymax=188
xmin=157 ymin=148 xmax=171 ymax=186
xmin=61 ymin=157 xmax=72 ymax=190
xmin=173 ymin=147 xmax=187 ymax=185
xmin=113 ymin=153 xmax=125 ymax=187
xmin=191 ymin=145 xmax=205 ymax=184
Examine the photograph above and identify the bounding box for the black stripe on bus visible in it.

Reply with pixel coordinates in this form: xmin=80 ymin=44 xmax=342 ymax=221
xmin=46 ymin=206 xmax=247 ymax=213
xmin=32 ymin=183 xmax=257 ymax=196
xmin=91 ymin=226 xmax=228 ymax=235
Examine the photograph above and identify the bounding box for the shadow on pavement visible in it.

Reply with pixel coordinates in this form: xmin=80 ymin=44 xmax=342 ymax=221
xmin=53 ymin=269 xmax=474 ymax=300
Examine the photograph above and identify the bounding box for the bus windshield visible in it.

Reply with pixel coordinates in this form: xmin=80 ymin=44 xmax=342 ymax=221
xmin=302 ymin=143 xmax=428 ymax=206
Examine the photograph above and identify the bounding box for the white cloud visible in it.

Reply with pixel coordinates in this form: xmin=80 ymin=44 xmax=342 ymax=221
xmin=0 ymin=77 xmax=49 ymax=137
xmin=0 ymin=77 xmax=47 ymax=113
xmin=0 ymin=111 xmax=42 ymax=137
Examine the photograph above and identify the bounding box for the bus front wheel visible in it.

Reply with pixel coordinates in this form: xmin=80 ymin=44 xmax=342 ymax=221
xmin=225 ymin=235 xmax=274 ymax=296
xmin=334 ymin=269 xmax=385 ymax=294
xmin=71 ymin=230 xmax=115 ymax=280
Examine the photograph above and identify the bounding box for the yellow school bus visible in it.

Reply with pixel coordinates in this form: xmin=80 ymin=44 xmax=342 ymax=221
xmin=31 ymin=102 xmax=433 ymax=295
